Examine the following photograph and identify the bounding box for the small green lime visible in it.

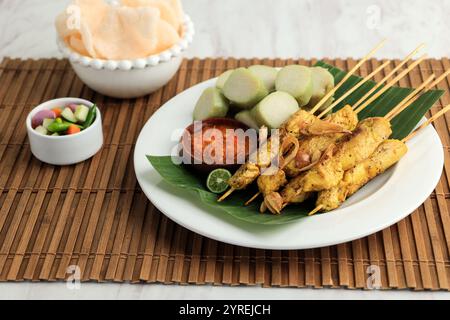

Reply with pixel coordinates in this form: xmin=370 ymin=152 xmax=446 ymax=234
xmin=206 ymin=169 xmax=232 ymax=194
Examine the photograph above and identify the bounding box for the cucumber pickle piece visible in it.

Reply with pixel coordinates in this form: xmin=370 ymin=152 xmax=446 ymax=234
xmin=75 ymin=104 xmax=90 ymax=123
xmin=35 ymin=126 xmax=48 ymax=135
xmin=61 ymin=107 xmax=77 ymax=123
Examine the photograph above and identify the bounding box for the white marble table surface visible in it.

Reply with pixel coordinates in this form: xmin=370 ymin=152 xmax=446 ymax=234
xmin=1 ymin=0 xmax=450 ymax=300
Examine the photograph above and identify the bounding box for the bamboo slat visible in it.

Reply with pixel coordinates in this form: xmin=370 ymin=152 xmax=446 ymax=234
xmin=0 ymin=58 xmax=449 ymax=290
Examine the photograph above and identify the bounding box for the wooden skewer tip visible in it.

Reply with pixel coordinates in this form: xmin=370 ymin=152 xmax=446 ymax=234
xmin=352 ymin=44 xmax=427 ymax=111
xmin=385 ymin=73 xmax=436 ymax=120
xmin=217 ymin=188 xmax=235 ymax=202
xmin=427 ymin=69 xmax=450 ymax=89
xmin=245 ymin=192 xmax=261 ymax=206
xmin=308 ymin=205 xmax=324 ymax=216
xmin=310 ymin=39 xmax=387 ymax=115
xmin=403 ymin=104 xmax=450 ymax=142
xmin=355 ymin=54 xmax=428 ymax=115
xmin=317 ymin=60 xmax=392 ymax=119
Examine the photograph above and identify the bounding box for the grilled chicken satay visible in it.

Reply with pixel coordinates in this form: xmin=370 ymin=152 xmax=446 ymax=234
xmin=223 ymin=109 xmax=350 ymax=198
xmin=284 ymin=105 xmax=359 ymax=176
xmin=265 ymin=117 xmax=392 ymax=214
xmin=226 ymin=134 xmax=298 ymax=192
xmin=313 ymin=103 xmax=450 ymax=214
xmin=227 ymin=139 xmax=273 ymax=191
xmin=316 ymin=139 xmax=407 ymax=212
xmin=262 ymin=171 xmax=313 ymax=213
xmin=257 ymin=169 xmax=288 ymax=196
xmin=280 ymin=109 xmax=350 ymax=138
xmin=255 ymin=167 xmax=315 ymax=212
xmin=255 ymin=105 xmax=358 ymax=210
xmin=255 ymin=168 xmax=288 ymax=212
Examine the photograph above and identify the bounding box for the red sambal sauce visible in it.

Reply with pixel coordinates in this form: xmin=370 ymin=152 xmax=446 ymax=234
xmin=184 ymin=123 xmax=251 ymax=165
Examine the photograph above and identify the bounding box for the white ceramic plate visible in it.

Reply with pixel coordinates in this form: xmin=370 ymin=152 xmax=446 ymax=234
xmin=134 ymin=78 xmax=444 ymax=250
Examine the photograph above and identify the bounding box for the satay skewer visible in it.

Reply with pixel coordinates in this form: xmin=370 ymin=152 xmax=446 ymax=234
xmin=273 ymin=84 xmax=433 ymax=214
xmin=218 ymin=131 xmax=299 ymax=202
xmin=246 ymin=58 xmax=432 ymax=206
xmin=308 ymin=103 xmax=450 ymax=216
xmin=245 ymin=106 xmax=358 ymax=206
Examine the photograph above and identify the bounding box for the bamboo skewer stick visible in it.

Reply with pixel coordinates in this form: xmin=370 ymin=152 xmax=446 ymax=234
xmin=386 ymin=69 xmax=450 ymax=122
xmin=218 ymin=188 xmax=235 ymax=202
xmin=382 ymin=74 xmax=435 ymax=121
xmin=402 ymin=104 xmax=450 ymax=143
xmin=354 ymin=54 xmax=428 ymax=114
xmin=309 ymin=39 xmax=387 ymax=115
xmin=317 ymin=60 xmax=391 ymax=119
xmin=352 ymin=43 xmax=425 ymax=111
xmin=245 ymin=192 xmax=260 ymax=206
xmin=308 ymin=205 xmax=323 ymax=216
xmin=385 ymin=74 xmax=435 ymax=120
xmin=426 ymin=69 xmax=450 ymax=90
xmin=385 ymin=69 xmax=450 ymax=121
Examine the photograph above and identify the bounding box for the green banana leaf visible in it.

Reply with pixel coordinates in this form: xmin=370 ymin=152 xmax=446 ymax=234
xmin=147 ymin=61 xmax=444 ymax=225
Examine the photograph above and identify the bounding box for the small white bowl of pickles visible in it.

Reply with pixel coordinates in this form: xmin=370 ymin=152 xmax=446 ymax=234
xmin=26 ymin=97 xmax=103 ymax=165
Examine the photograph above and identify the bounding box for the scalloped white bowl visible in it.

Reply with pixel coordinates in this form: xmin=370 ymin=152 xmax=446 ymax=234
xmin=57 ymin=15 xmax=194 ymax=99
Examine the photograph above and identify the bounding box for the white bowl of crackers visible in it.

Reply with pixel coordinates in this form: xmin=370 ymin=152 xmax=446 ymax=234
xmin=56 ymin=0 xmax=194 ymax=99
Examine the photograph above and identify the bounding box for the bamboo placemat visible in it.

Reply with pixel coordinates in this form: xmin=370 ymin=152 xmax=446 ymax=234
xmin=0 ymin=57 xmax=449 ymax=290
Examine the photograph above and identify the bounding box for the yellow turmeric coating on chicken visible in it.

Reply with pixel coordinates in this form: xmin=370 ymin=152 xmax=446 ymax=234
xmin=279 ymin=172 xmax=312 ymax=204
xmin=284 ymin=105 xmax=358 ymax=177
xmin=301 ymin=117 xmax=392 ymax=192
xmin=317 ymin=139 xmax=408 ymax=212
xmin=333 ymin=117 xmax=392 ymax=172
xmin=280 ymin=109 xmax=350 ymax=138
xmin=327 ymin=105 xmax=359 ymax=129
xmin=266 ymin=117 xmax=392 ymax=214
xmin=257 ymin=169 xmax=288 ymax=196
xmin=226 ymin=107 xmax=358 ymax=195
xmin=227 ymin=131 xmax=300 ymax=192
xmin=262 ymin=105 xmax=358 ymax=213
xmin=228 ymin=162 xmax=261 ymax=190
